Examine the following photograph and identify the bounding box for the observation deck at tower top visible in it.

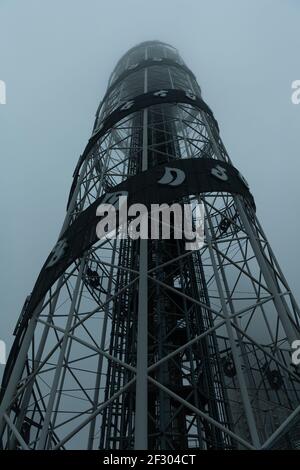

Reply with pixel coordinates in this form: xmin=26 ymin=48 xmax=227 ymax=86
xmin=108 ymin=40 xmax=189 ymax=87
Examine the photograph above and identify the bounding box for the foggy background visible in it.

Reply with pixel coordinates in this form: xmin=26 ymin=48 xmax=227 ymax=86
xmin=0 ymin=0 xmax=299 ymax=381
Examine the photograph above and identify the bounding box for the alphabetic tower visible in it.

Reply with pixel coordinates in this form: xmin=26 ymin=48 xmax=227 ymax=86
xmin=1 ymin=41 xmax=300 ymax=450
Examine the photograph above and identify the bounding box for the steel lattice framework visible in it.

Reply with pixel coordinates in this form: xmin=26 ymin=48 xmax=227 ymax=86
xmin=1 ymin=40 xmax=300 ymax=450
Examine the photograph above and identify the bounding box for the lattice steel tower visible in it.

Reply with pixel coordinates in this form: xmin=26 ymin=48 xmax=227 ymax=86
xmin=1 ymin=41 xmax=300 ymax=450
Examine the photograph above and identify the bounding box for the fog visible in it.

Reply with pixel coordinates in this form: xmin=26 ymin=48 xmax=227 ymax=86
xmin=0 ymin=0 xmax=299 ymax=381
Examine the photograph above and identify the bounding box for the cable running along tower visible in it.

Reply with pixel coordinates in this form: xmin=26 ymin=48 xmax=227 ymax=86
xmin=1 ymin=41 xmax=300 ymax=450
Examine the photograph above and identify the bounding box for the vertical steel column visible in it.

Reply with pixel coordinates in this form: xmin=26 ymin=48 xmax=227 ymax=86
xmin=134 ymin=59 xmax=149 ymax=448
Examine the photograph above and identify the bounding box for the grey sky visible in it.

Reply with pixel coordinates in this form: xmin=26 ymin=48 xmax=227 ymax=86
xmin=0 ymin=0 xmax=299 ymax=379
